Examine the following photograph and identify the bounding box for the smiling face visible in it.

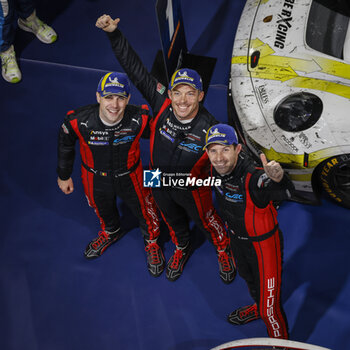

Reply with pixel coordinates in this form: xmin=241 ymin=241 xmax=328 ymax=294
xmin=168 ymin=84 xmax=204 ymax=121
xmin=96 ymin=92 xmax=130 ymax=124
xmin=206 ymin=143 xmax=242 ymax=176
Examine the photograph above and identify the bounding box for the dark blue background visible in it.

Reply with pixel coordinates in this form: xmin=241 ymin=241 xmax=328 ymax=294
xmin=1 ymin=1 xmax=349 ymax=349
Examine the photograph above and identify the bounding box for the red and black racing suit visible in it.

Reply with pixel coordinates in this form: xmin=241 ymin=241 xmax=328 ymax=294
xmin=213 ymin=152 xmax=294 ymax=339
xmin=105 ymin=28 xmax=229 ymax=250
xmin=57 ymin=103 xmax=159 ymax=240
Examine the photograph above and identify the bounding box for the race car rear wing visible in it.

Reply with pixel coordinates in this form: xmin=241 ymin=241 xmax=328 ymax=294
xmin=152 ymin=0 xmax=216 ymax=96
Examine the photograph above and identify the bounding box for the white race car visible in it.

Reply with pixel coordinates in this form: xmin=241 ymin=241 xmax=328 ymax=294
xmin=230 ymin=0 xmax=350 ymax=208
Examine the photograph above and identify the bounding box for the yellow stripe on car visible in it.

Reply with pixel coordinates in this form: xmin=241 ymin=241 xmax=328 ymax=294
xmin=316 ymin=57 xmax=350 ymax=80
xmin=231 ymin=39 xmax=350 ymax=98
xmin=256 ymin=143 xmax=340 ymax=170
xmin=289 ymin=77 xmax=350 ymax=100
xmin=247 ymin=136 xmax=337 ymax=169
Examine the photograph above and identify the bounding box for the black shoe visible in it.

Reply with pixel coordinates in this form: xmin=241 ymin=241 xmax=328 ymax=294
xmin=84 ymin=229 xmax=123 ymax=259
xmin=217 ymin=246 xmax=236 ymax=284
xmin=227 ymin=304 xmax=259 ymax=325
xmin=145 ymin=240 xmax=165 ymax=277
xmin=166 ymin=242 xmax=191 ymax=282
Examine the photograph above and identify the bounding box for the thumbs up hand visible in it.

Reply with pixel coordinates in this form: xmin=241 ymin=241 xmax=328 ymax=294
xmin=96 ymin=15 xmax=120 ymax=32
xmin=260 ymin=153 xmax=284 ymax=183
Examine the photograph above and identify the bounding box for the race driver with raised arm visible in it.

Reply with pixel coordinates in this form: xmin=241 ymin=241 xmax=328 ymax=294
xmin=95 ymin=14 xmax=236 ymax=283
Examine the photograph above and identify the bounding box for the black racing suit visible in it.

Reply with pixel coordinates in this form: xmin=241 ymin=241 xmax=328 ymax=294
xmin=105 ymin=28 xmax=229 ymax=250
xmin=57 ymin=103 xmax=159 ymax=240
xmin=213 ymin=151 xmax=294 ymax=339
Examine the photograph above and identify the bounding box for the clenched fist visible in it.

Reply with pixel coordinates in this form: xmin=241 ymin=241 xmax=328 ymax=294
xmin=96 ymin=14 xmax=120 ymax=32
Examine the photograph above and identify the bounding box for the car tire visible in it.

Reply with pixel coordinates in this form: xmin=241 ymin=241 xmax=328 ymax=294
xmin=318 ymin=154 xmax=350 ymax=209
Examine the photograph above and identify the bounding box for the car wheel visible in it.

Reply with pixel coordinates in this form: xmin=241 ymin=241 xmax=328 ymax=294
xmin=318 ymin=154 xmax=350 ymax=209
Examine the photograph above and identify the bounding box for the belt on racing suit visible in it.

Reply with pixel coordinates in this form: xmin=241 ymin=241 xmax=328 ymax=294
xmin=82 ymin=158 xmax=140 ymax=178
xmin=230 ymin=223 xmax=279 ymax=242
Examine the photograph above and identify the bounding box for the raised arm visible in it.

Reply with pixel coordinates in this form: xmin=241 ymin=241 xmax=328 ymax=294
xmin=96 ymin=14 xmax=120 ymax=32
xmin=96 ymin=14 xmax=167 ymax=114
xmin=248 ymin=153 xmax=295 ymax=207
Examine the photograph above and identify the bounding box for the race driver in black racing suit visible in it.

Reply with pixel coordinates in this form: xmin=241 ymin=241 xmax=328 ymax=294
xmin=57 ymin=72 xmax=164 ymax=277
xmin=95 ymin=15 xmax=236 ymax=284
xmin=205 ymin=123 xmax=294 ymax=339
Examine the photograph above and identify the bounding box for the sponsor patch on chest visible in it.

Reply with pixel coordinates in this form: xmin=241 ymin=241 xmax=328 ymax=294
xmin=113 ymin=135 xmax=136 ymax=145
xmin=225 ymin=191 xmax=244 ymax=203
xmin=159 ymin=128 xmax=175 ymax=143
xmin=88 ymin=141 xmax=109 ymax=146
xmin=178 ymin=141 xmax=202 ymax=153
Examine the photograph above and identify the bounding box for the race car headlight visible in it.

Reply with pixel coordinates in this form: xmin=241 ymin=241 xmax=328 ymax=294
xmin=274 ymin=92 xmax=323 ymax=132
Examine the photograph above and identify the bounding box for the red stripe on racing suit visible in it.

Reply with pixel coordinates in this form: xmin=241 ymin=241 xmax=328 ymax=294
xmin=244 ymin=173 xmax=288 ymax=339
xmin=128 ymin=106 xmax=160 ymax=239
xmin=190 ymin=152 xmax=229 ymax=250
xmin=69 ymin=118 xmax=107 ymax=230
xmin=149 ymin=98 xmax=172 ymax=168
xmin=212 ymin=152 xmax=293 ymax=339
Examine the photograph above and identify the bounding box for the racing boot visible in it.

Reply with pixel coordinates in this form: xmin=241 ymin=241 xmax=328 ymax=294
xmin=217 ymin=245 xmax=236 ymax=284
xmin=227 ymin=303 xmax=259 ymax=325
xmin=145 ymin=239 xmax=165 ymax=277
xmin=18 ymin=10 xmax=57 ymax=44
xmin=166 ymin=242 xmax=192 ymax=282
xmin=84 ymin=228 xmax=124 ymax=259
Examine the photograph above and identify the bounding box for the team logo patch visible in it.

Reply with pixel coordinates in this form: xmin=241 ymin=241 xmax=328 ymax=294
xmin=225 ymin=192 xmax=244 ymax=203
xmin=178 ymin=141 xmax=201 ymax=153
xmin=207 ymin=128 xmax=227 ymax=143
xmin=113 ymin=135 xmax=135 ymax=144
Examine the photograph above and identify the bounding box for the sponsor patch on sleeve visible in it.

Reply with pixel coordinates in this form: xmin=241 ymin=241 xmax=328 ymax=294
xmin=257 ymin=173 xmax=271 ymax=188
xmin=61 ymin=123 xmax=69 ymax=134
xmin=156 ymin=82 xmax=166 ymax=95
